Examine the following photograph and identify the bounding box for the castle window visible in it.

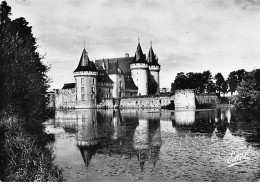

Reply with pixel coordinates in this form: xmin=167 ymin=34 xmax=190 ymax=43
xmin=107 ymin=94 xmax=109 ymax=98
xmin=93 ymin=79 xmax=95 ymax=84
xmin=81 ymin=94 xmax=85 ymax=101
xmin=120 ymin=81 xmax=122 ymax=88
xmin=92 ymin=87 xmax=95 ymax=93
xmin=81 ymin=87 xmax=84 ymax=93
xmin=81 ymin=78 xmax=84 ymax=85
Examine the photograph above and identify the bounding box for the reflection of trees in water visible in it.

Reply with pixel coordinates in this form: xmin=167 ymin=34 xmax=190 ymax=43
xmin=171 ymin=109 xmax=231 ymax=139
xmin=228 ymin=111 xmax=260 ymax=148
xmin=214 ymin=109 xmax=228 ymax=139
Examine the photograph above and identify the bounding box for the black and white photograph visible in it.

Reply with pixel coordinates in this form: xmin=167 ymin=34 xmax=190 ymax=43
xmin=0 ymin=0 xmax=260 ymax=182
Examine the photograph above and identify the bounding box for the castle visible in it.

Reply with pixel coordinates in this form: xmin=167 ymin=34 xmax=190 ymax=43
xmin=55 ymin=40 xmax=161 ymax=108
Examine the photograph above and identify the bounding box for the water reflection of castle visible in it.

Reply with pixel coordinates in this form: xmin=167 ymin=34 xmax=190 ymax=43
xmin=54 ymin=108 xmax=233 ymax=169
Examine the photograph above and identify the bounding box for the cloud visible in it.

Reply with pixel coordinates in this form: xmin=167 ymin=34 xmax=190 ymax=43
xmin=234 ymin=0 xmax=260 ymax=11
xmin=7 ymin=0 xmax=260 ymax=89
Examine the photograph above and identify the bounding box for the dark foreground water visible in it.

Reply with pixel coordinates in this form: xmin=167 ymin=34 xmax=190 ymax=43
xmin=44 ymin=108 xmax=260 ymax=182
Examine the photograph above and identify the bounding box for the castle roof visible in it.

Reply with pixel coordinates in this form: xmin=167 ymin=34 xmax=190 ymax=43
xmin=125 ymin=76 xmax=138 ymax=90
xmin=131 ymin=42 xmax=147 ymax=64
xmin=74 ymin=49 xmax=97 ymax=72
xmin=95 ymin=57 xmax=134 ymax=75
xmin=62 ymin=83 xmax=76 ymax=89
xmin=97 ymin=69 xmax=114 ymax=84
xmin=147 ymin=45 xmax=159 ymax=66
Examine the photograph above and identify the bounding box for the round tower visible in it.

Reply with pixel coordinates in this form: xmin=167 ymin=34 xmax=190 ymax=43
xmin=73 ymin=49 xmax=98 ymax=108
xmin=130 ymin=41 xmax=149 ymax=96
xmin=147 ymin=42 xmax=160 ymax=94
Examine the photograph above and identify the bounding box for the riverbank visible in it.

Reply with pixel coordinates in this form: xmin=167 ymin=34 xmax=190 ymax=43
xmin=0 ymin=120 xmax=63 ymax=182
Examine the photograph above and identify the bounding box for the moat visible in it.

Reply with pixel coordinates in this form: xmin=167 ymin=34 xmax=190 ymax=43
xmin=44 ymin=108 xmax=260 ymax=182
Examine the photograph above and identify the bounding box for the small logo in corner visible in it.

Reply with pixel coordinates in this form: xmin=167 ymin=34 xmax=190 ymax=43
xmin=227 ymin=150 xmax=251 ymax=167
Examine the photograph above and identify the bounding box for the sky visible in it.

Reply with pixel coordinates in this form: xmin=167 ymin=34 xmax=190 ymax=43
xmin=6 ymin=0 xmax=260 ymax=90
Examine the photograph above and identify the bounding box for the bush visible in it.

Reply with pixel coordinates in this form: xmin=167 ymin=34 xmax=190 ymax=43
xmin=0 ymin=122 xmax=63 ymax=182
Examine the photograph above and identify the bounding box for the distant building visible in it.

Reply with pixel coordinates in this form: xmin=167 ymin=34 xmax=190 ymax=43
xmin=55 ymin=40 xmax=161 ymax=108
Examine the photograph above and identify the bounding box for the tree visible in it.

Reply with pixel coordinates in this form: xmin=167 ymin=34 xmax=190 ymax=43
xmin=227 ymin=69 xmax=247 ymax=95
xmin=214 ymin=73 xmax=225 ymax=94
xmin=172 ymin=71 xmax=216 ymax=93
xmin=195 ymin=72 xmax=205 ymax=93
xmin=202 ymin=70 xmax=215 ymax=93
xmin=0 ymin=1 xmax=49 ymax=133
xmin=227 ymin=71 xmax=237 ymax=95
xmin=236 ymin=69 xmax=246 ymax=83
xmin=222 ymin=80 xmax=228 ymax=95
xmin=173 ymin=72 xmax=188 ymax=90
xmin=235 ymin=69 xmax=260 ymax=113
xmin=0 ymin=0 xmax=11 ymax=23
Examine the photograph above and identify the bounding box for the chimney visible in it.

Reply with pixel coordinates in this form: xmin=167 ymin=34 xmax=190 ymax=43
xmin=125 ymin=53 xmax=129 ymax=58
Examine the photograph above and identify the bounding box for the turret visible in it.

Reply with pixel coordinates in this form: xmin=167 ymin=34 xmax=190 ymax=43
xmin=130 ymin=40 xmax=149 ymax=96
xmin=147 ymin=42 xmax=160 ymax=94
xmin=73 ymin=49 xmax=98 ymax=108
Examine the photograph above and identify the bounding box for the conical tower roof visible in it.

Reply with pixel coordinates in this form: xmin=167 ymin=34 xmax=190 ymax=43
xmin=74 ymin=48 xmax=97 ymax=72
xmin=147 ymin=43 xmax=159 ymax=66
xmin=132 ymin=41 xmax=147 ymax=64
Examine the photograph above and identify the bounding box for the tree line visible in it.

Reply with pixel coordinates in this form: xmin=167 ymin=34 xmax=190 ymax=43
xmin=171 ymin=69 xmax=260 ymax=113
xmin=171 ymin=69 xmax=247 ymax=95
xmin=0 ymin=1 xmax=49 ymax=132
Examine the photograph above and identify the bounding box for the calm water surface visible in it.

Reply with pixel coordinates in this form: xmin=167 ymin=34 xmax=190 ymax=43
xmin=45 ymin=108 xmax=260 ymax=182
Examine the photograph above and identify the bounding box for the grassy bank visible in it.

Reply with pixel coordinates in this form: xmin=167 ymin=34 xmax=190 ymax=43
xmin=0 ymin=121 xmax=63 ymax=182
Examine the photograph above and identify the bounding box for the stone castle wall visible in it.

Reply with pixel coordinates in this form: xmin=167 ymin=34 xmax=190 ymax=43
xmin=99 ymin=95 xmax=173 ymax=109
xmin=196 ymin=93 xmax=220 ymax=104
xmin=55 ymin=88 xmax=76 ymax=109
xmin=174 ymin=89 xmax=196 ymax=110
xmin=53 ymin=88 xmax=219 ymax=110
